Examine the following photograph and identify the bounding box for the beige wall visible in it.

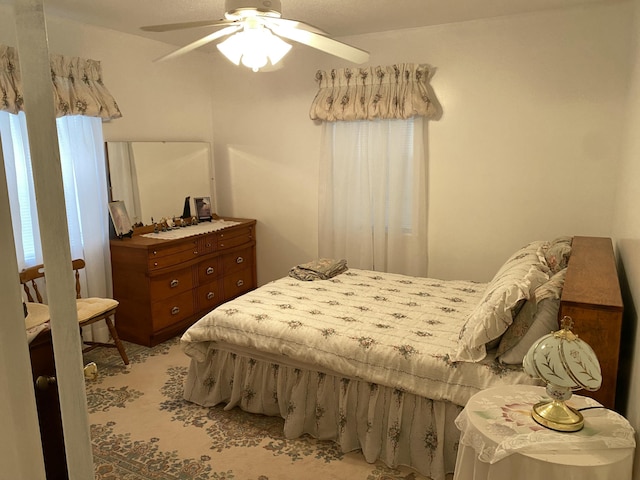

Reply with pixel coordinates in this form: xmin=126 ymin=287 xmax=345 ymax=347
xmin=1 ymin=3 xmax=630 ymax=284
xmin=0 ymin=6 xmax=216 ymax=143
xmin=613 ymin=0 xmax=640 ymax=474
xmin=209 ymin=3 xmax=632 ymax=284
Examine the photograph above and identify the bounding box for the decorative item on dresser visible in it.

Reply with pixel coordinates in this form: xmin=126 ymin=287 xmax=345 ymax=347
xmin=110 ymin=217 xmax=256 ymax=346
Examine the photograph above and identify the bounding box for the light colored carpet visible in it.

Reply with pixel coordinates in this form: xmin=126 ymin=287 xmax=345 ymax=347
xmin=85 ymin=337 xmax=438 ymax=479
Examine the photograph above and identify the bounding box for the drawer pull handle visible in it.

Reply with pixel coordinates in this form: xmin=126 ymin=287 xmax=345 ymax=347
xmin=236 ymin=256 xmax=244 ymax=264
xmin=193 ymin=250 xmax=198 ymax=255
xmin=153 ymin=250 xmax=157 ymax=256
xmin=206 ymin=266 xmax=215 ymax=275
xmin=220 ymin=243 xmax=225 ymax=248
xmin=170 ymin=279 xmax=179 ymax=288
xmin=206 ymin=243 xmax=212 ymax=248
xmin=236 ymin=280 xmax=244 ymax=287
xmin=171 ymin=306 xmax=180 ymax=315
xmin=207 ymin=292 xmax=215 ymax=300
xmin=154 ymin=262 xmax=158 ymax=267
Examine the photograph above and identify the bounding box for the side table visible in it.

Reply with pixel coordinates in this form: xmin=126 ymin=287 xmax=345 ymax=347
xmin=453 ymin=385 xmax=635 ymax=480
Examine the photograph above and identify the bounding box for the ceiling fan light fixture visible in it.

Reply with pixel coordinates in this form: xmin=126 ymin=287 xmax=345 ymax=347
xmin=217 ymin=23 xmax=291 ymax=72
xmin=216 ymin=31 xmax=244 ymax=65
xmin=145 ymin=0 xmax=369 ymax=67
xmin=224 ymin=0 xmax=283 ymax=20
xmin=264 ymin=32 xmax=292 ymax=64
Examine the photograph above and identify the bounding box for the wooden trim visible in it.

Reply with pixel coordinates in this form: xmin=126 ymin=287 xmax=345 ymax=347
xmin=0 ymin=83 xmax=47 ymax=480
xmin=15 ymin=1 xmax=95 ymax=477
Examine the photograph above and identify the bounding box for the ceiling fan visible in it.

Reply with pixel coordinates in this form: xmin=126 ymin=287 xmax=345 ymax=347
xmin=141 ymin=0 xmax=370 ymax=71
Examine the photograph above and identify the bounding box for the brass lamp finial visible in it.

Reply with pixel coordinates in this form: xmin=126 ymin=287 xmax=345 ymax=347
xmin=554 ymin=315 xmax=578 ymax=341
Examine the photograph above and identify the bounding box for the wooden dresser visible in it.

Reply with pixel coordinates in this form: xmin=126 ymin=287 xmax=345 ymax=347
xmin=559 ymin=236 xmax=623 ymax=410
xmin=110 ymin=218 xmax=256 ymax=346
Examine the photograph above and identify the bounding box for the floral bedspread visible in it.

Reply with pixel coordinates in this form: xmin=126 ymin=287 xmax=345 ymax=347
xmin=181 ymin=269 xmax=539 ymax=406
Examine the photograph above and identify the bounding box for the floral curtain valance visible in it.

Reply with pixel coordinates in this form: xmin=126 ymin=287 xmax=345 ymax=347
xmin=309 ymin=63 xmax=437 ymax=122
xmin=0 ymin=44 xmax=122 ymax=120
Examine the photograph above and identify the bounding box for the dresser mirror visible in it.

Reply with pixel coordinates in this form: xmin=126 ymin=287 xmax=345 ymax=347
xmin=105 ymin=141 xmax=215 ymax=226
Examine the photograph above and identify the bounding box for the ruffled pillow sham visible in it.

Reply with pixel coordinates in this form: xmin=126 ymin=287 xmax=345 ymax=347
xmin=496 ymin=268 xmax=567 ymax=364
xmin=453 ymin=241 xmax=550 ymax=362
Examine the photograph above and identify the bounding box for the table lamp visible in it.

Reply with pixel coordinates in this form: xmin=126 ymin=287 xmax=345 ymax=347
xmin=522 ymin=316 xmax=602 ymax=432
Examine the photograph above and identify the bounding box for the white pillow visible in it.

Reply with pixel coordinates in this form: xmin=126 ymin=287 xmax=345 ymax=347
xmin=497 ymin=297 xmax=560 ymax=364
xmin=453 ymin=241 xmax=550 ymax=362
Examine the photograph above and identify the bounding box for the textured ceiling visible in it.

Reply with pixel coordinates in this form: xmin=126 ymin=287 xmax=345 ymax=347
xmin=1 ymin=0 xmax=617 ymax=48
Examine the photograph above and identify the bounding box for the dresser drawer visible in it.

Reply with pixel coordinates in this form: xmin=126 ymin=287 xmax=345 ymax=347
xmin=151 ymin=290 xmax=194 ymax=330
xmin=199 ymin=234 xmax=216 ymax=254
xmin=148 ymin=248 xmax=199 ymax=271
xmin=222 ymin=247 xmax=253 ymax=275
xmin=149 ymin=238 xmax=199 ymax=258
xmin=196 ymin=281 xmax=222 ymax=311
xmin=148 ymin=238 xmax=199 ymax=271
xmin=217 ymin=226 xmax=253 ymax=250
xmin=150 ymin=268 xmax=194 ymax=301
xmin=223 ymin=268 xmax=254 ymax=300
xmin=196 ymin=257 xmax=221 ymax=284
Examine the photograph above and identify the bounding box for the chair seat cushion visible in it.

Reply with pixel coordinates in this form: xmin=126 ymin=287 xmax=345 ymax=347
xmin=76 ymin=297 xmax=119 ymax=322
xmin=24 ymin=298 xmax=118 ymax=326
xmin=25 ymin=302 xmax=51 ymax=329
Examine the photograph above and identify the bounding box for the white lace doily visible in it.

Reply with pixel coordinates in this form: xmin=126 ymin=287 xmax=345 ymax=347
xmin=141 ymin=220 xmax=241 ymax=240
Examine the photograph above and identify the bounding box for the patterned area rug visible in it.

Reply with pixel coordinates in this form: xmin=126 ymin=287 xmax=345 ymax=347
xmin=85 ymin=337 xmax=437 ymax=480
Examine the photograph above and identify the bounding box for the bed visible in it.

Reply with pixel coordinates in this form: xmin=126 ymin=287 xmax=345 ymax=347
xmin=180 ymin=236 xmax=622 ymax=479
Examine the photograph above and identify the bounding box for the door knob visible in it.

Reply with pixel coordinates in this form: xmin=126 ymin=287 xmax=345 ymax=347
xmin=35 ymin=375 xmax=56 ymax=391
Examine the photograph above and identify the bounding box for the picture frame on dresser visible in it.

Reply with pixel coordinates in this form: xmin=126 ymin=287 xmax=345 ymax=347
xmin=108 ymin=200 xmax=133 ymax=238
xmin=194 ymin=196 xmax=212 ymax=222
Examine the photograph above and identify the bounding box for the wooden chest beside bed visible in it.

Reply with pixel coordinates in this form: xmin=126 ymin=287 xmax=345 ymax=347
xmin=560 ymin=236 xmax=623 ymax=410
xmin=109 ymin=218 xmax=256 ymax=346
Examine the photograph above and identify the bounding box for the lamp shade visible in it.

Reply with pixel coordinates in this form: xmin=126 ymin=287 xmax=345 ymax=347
xmin=522 ymin=316 xmax=602 ymax=431
xmin=523 ymin=317 xmax=602 ymax=391
xmin=217 ymin=20 xmax=292 ymax=72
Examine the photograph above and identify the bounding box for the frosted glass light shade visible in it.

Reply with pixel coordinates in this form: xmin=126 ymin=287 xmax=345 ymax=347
xmin=523 ymin=316 xmax=602 ymax=391
xmin=217 ymin=25 xmax=292 ymax=72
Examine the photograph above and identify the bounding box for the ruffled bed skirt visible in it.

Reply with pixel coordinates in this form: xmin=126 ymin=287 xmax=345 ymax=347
xmin=183 ymin=348 xmax=463 ymax=480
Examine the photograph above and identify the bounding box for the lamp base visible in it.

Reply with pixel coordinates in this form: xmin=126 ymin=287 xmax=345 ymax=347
xmin=531 ymin=399 xmax=584 ymax=432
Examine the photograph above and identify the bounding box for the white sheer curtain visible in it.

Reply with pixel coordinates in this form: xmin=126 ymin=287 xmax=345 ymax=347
xmin=318 ymin=116 xmax=428 ymax=276
xmin=1 ymin=111 xmax=112 ymax=342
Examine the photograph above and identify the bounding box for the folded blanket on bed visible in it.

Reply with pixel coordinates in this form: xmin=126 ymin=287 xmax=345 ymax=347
xmin=288 ymin=258 xmax=348 ymax=281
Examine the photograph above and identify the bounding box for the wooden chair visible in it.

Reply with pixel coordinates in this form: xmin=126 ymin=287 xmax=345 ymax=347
xmin=20 ymin=259 xmax=129 ymax=365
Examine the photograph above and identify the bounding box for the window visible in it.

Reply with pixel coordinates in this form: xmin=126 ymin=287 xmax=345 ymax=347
xmin=0 ymin=111 xmax=112 ymax=302
xmin=318 ymin=116 xmax=427 ymax=276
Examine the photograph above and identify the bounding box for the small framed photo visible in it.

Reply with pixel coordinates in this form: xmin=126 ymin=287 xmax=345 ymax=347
xmin=108 ymin=200 xmax=133 ymax=237
xmin=194 ymin=196 xmax=212 ymax=222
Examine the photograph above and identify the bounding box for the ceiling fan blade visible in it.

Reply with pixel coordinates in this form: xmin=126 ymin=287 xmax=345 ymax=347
xmin=266 ymin=17 xmax=328 ymax=36
xmin=141 ymin=19 xmax=235 ymax=32
xmin=154 ymin=25 xmax=241 ymax=62
xmin=270 ymin=26 xmax=369 ymax=64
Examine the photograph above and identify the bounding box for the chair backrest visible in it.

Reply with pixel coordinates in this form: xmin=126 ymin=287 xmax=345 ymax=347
xmin=20 ymin=259 xmax=87 ymax=303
